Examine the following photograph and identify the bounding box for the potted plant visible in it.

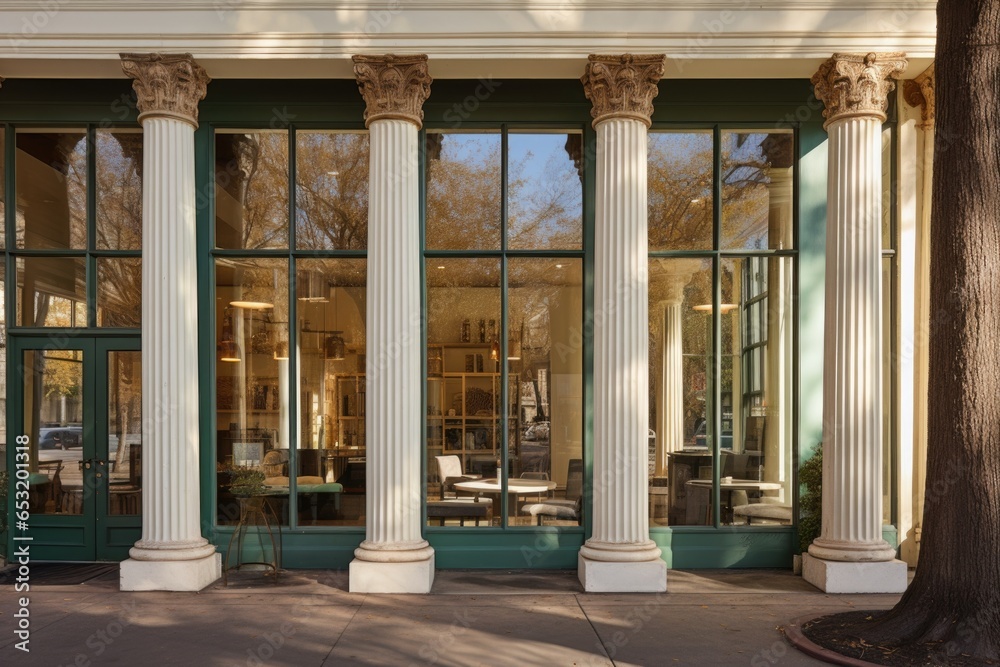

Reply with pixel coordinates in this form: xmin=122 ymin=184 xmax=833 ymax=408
xmin=796 ymin=445 xmax=823 ymax=573
xmin=228 ymin=466 xmax=266 ymax=498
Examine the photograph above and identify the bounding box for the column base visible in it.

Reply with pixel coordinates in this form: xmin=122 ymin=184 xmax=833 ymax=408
xmin=578 ymin=552 xmax=667 ymax=593
xmin=802 ymin=553 xmax=907 ymax=593
xmin=120 ymin=552 xmax=222 ymax=592
xmin=349 ymin=553 xmax=435 ymax=593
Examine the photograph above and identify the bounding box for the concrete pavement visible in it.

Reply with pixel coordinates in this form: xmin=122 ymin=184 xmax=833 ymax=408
xmin=0 ymin=567 xmax=902 ymax=666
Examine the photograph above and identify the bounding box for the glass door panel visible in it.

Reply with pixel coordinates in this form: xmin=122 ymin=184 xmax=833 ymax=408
xmin=23 ymin=348 xmax=85 ymax=517
xmin=106 ymin=351 xmax=141 ymax=517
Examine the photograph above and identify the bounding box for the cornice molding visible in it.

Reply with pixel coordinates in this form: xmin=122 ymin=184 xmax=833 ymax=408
xmin=0 ymin=1 xmax=941 ymax=10
xmin=811 ymin=52 xmax=907 ymax=127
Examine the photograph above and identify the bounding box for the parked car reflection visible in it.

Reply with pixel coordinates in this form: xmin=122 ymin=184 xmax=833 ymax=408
xmin=519 ymin=421 xmax=550 ymax=473
xmin=39 ymin=427 xmax=84 ymax=450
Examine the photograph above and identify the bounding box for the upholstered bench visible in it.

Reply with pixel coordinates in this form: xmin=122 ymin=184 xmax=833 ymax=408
xmin=264 ymin=477 xmax=344 ymax=517
xmin=426 ymin=499 xmax=492 ymax=526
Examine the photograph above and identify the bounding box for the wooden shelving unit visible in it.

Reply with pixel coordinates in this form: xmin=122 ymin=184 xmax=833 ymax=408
xmin=427 ymin=343 xmax=502 ymax=476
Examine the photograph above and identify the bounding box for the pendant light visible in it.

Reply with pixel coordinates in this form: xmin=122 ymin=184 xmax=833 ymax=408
xmin=324 ymin=283 xmax=345 ymax=361
xmin=218 ymin=307 xmax=241 ymax=363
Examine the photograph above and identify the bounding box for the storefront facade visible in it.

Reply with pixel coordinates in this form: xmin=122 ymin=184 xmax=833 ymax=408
xmin=0 ymin=2 xmax=936 ymax=593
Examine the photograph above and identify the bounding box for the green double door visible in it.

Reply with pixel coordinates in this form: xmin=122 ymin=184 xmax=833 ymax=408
xmin=9 ymin=336 xmax=142 ymax=561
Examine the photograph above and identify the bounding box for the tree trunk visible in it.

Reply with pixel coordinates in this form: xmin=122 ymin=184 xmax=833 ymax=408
xmin=857 ymin=0 xmax=1000 ymax=658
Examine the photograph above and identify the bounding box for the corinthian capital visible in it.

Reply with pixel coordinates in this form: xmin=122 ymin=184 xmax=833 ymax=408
xmin=352 ymin=54 xmax=432 ymax=129
xmin=903 ymin=63 xmax=935 ymax=129
xmin=811 ymin=52 xmax=907 ymax=127
xmin=120 ymin=53 xmax=210 ymax=126
xmin=581 ymin=54 xmax=664 ymax=128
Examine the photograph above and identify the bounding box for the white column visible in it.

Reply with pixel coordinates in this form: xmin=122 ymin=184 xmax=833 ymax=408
xmin=898 ymin=65 xmax=934 ymax=566
xmin=349 ymin=54 xmax=435 ymax=593
xmin=118 ymin=53 xmax=221 ymax=591
xmin=763 ymin=141 xmax=794 ymax=496
xmin=803 ymin=52 xmax=908 ymax=594
xmin=578 ymin=54 xmax=666 ymax=593
xmin=651 ymin=259 xmax=699 ymax=475
xmin=658 ymin=300 xmax=683 ymax=462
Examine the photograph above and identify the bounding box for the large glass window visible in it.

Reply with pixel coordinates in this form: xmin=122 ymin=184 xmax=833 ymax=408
xmin=425 ymin=129 xmax=584 ymax=528
xmin=649 ymin=128 xmax=795 ymax=528
xmin=213 ymin=127 xmax=368 ymax=529
xmin=13 ymin=127 xmax=142 ymax=328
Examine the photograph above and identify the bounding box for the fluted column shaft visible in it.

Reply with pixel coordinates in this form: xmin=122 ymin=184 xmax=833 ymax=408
xmin=115 ymin=56 xmax=218 ymax=589
xmin=357 ymin=118 xmax=430 ymax=557
xmin=131 ymin=117 xmax=213 ymax=557
xmin=349 ymin=55 xmax=434 ymax=592
xmin=764 ymin=168 xmax=793 ymax=494
xmin=581 ymin=117 xmax=660 ymax=561
xmin=657 ymin=299 xmax=684 ymax=467
xmin=810 ymin=115 xmax=895 ymax=562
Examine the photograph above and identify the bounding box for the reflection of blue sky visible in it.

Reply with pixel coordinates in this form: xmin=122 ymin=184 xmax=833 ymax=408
xmin=433 ymin=132 xmax=582 ymax=247
xmin=508 ymin=133 xmax=581 ymax=247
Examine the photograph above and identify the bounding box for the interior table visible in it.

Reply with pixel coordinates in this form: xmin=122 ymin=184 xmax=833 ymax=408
xmin=453 ymin=478 xmax=557 ymax=524
xmin=685 ymin=478 xmax=783 ymax=524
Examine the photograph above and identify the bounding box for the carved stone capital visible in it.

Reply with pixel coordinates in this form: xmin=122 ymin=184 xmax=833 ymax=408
xmin=811 ymin=52 xmax=907 ymax=128
xmin=581 ymin=54 xmax=664 ymax=128
xmin=120 ymin=53 xmax=210 ymax=127
xmin=903 ymin=63 xmax=935 ymax=129
xmin=352 ymin=54 xmax=432 ymax=129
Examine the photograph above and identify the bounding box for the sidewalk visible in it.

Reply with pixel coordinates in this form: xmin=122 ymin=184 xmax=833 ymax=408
xmin=0 ymin=566 xmax=902 ymax=666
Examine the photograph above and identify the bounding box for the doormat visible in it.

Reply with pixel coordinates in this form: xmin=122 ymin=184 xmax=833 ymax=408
xmin=0 ymin=563 xmax=118 ymax=586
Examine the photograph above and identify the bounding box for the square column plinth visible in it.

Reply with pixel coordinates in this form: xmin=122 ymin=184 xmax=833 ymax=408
xmin=802 ymin=554 xmax=908 ymax=593
xmin=578 ymin=554 xmax=667 ymax=593
xmin=120 ymin=553 xmax=222 ymax=592
xmin=349 ymin=555 xmax=435 ymax=594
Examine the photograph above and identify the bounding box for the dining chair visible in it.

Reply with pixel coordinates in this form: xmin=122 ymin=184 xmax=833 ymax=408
xmin=518 ymin=471 xmax=550 ymax=502
xmin=434 ymin=455 xmax=480 ymax=499
xmin=520 ymin=459 xmax=582 ymax=525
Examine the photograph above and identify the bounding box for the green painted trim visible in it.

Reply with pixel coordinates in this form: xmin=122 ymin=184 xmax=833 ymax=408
xmin=215 ymin=527 xmax=364 ymax=569
xmin=581 ymin=122 xmax=596 ymax=541
xmin=882 ymin=524 xmax=898 ymax=550
xmin=796 ymin=121 xmax=828 ymax=464
xmin=195 ymin=121 xmax=219 ymax=546
xmin=650 ymin=528 xmax=795 ymax=569
xmin=0 ymin=80 xmax=140 ymax=123
xmin=428 ymin=531 xmax=585 ymax=569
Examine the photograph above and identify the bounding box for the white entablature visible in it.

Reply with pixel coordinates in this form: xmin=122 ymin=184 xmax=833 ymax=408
xmin=0 ymin=1 xmax=935 ymax=79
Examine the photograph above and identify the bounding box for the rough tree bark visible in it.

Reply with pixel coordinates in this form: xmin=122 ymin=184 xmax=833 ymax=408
xmin=855 ymin=0 xmax=1000 ymax=659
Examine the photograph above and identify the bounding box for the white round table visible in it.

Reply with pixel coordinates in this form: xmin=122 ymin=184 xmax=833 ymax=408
xmin=453 ymin=478 xmax=557 ymax=522
xmin=685 ymin=479 xmax=783 ymax=524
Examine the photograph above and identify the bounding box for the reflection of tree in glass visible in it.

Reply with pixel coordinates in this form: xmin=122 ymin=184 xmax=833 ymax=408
xmin=295 ymin=133 xmax=369 ymax=250
xmin=508 ymin=134 xmax=583 ymax=249
xmin=721 ymin=133 xmax=776 ymax=249
xmin=648 ymin=132 xmax=788 ymax=251
xmin=97 ymin=132 xmax=143 ymax=250
xmin=648 ymin=133 xmax=713 ymax=250
xmin=425 ymin=134 xmax=501 ymax=249
xmin=216 ymin=133 xmax=289 ymax=250
xmin=92 ymin=132 xmax=144 ymax=326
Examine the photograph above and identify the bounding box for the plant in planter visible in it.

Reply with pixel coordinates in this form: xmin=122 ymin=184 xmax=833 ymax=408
xmin=798 ymin=445 xmax=823 ymax=554
xmin=228 ymin=466 xmax=267 ymax=498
